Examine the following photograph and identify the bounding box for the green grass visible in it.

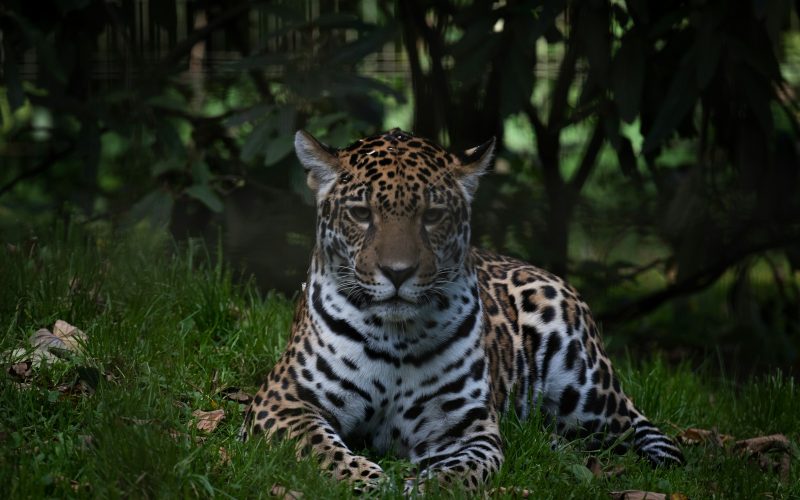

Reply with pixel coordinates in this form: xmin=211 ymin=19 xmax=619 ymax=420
xmin=1 ymin=225 xmax=798 ymax=499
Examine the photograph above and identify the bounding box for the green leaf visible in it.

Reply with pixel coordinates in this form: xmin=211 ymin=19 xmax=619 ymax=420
xmin=450 ymin=16 xmax=496 ymax=59
xmin=528 ymin=0 xmax=563 ymax=44
xmin=612 ymin=30 xmax=645 ymax=123
xmin=150 ymin=0 xmax=177 ymax=40
xmin=241 ymin=120 xmax=273 ymax=163
xmin=221 ymin=54 xmax=289 ymax=73
xmin=146 ymin=93 xmax=187 ymax=112
xmin=311 ymin=13 xmax=371 ymax=31
xmin=155 ymin=118 xmax=185 ymax=157
xmin=35 ymin=37 xmax=68 ymax=85
xmin=726 ymin=38 xmax=782 ymax=82
xmin=578 ymin=6 xmax=611 ymax=86
xmin=253 ymin=4 xmax=304 ymax=23
xmin=499 ymin=44 xmax=535 ymax=119
xmin=306 ymin=112 xmax=348 ymax=133
xmin=577 ymin=71 xmax=601 ymax=108
xmin=151 ymin=159 xmax=183 ymax=178
xmin=55 ymin=0 xmax=91 ymax=13
xmin=191 ymin=161 xmax=212 ymax=185
xmin=328 ymin=22 xmax=398 ymax=66
xmin=77 ymin=121 xmax=101 ymax=180
xmin=264 ymin=135 xmax=295 ymax=166
xmin=2 ymin=57 xmax=25 ymax=111
xmin=695 ymin=15 xmax=723 ymax=89
xmin=625 ymin=0 xmax=650 ymax=23
xmin=223 ymin=103 xmax=274 ymax=128
xmin=568 ymin=463 xmax=595 ymax=484
xmin=452 ymin=37 xmax=498 ymax=85
xmin=603 ymin=112 xmax=621 ymax=149
xmin=642 ymin=51 xmax=699 ymax=153
xmin=185 ymin=184 xmax=223 ymax=213
xmin=127 ymin=190 xmax=174 ymax=228
xmin=738 ymin=67 xmax=774 ymax=140
xmin=616 ymin=137 xmax=639 ymax=180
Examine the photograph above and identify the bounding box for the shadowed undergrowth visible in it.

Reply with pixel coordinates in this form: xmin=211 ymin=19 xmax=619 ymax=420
xmin=0 ymin=226 xmax=798 ymax=499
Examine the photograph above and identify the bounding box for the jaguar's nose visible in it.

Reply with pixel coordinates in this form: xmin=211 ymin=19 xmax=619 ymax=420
xmin=379 ymin=264 xmax=418 ymax=289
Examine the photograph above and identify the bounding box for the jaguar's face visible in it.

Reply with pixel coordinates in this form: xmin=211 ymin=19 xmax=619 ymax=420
xmin=296 ymin=129 xmax=494 ymax=322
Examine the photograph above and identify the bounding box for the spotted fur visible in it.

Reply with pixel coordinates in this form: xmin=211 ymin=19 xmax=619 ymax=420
xmin=241 ymin=129 xmax=684 ymax=492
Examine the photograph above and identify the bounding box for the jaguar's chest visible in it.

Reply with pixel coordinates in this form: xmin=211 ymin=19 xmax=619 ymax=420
xmin=301 ymin=277 xmax=489 ymax=456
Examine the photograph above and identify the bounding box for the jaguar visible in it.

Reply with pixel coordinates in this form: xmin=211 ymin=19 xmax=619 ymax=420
xmin=241 ymin=128 xmax=684 ymax=492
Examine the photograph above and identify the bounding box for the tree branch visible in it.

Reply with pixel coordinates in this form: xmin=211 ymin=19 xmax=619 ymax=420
xmin=548 ymin=20 xmax=579 ymax=132
xmin=568 ymin=119 xmax=604 ymax=194
xmin=525 ymin=102 xmax=547 ymax=141
xmin=398 ymin=0 xmax=453 ymax=137
xmin=597 ymin=232 xmax=800 ymax=325
xmin=158 ymin=1 xmax=252 ymax=71
xmin=0 ymin=145 xmax=74 ymax=197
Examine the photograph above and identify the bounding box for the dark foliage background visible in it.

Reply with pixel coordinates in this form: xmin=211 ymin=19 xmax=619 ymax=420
xmin=2 ymin=0 xmax=799 ymax=374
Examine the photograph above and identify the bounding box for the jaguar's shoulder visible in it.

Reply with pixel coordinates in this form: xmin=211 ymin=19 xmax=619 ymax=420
xmin=471 ymin=247 xmax=576 ymax=291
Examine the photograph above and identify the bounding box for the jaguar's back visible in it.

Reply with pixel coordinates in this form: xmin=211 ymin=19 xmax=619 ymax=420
xmin=242 ymin=129 xmax=683 ymax=493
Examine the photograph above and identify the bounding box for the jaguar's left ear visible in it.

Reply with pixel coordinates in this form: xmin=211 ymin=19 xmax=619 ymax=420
xmin=454 ymin=137 xmax=496 ymax=199
xmin=295 ymin=130 xmax=341 ymax=199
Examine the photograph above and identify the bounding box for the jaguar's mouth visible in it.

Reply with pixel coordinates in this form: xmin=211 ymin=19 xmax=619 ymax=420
xmin=380 ymin=295 xmax=416 ymax=305
xmin=369 ymin=294 xmax=420 ymax=322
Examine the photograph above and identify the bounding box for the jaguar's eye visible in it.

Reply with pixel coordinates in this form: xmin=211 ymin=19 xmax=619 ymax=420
xmin=422 ymin=208 xmax=447 ymax=225
xmin=348 ymin=206 xmax=372 ymax=223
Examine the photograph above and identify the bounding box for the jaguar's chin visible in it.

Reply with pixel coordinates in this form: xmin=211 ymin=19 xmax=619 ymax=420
xmin=369 ymin=297 xmax=420 ymax=323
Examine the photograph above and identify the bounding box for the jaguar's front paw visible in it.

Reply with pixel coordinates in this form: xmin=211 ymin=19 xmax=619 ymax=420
xmin=333 ymin=454 xmax=384 ymax=483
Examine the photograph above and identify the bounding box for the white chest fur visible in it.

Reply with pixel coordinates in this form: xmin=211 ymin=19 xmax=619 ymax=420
xmin=303 ymin=275 xmax=489 ymax=457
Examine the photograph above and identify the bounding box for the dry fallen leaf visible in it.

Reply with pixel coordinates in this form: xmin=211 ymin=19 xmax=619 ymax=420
xmin=52 ymin=320 xmax=87 ymax=352
xmin=121 ymin=417 xmax=156 ymax=426
xmin=29 ymin=328 xmax=66 ymax=364
xmin=586 ymin=456 xmax=603 ymax=478
xmin=270 ymin=483 xmax=303 ymax=499
xmin=218 ymin=446 xmax=231 ymax=465
xmin=191 ymin=409 xmax=225 ymax=433
xmin=678 ymin=427 xmax=734 ymax=447
xmin=68 ymin=277 xmax=106 ymax=308
xmin=56 ymin=379 xmax=95 ymax=397
xmin=610 ymin=491 xmax=666 ymax=500
xmin=8 ymin=360 xmax=32 ymax=380
xmin=735 ymin=434 xmax=793 ymax=483
xmin=22 ymin=320 xmax=88 ymax=368
xmin=220 ymin=387 xmax=253 ymax=405
xmin=581 ymin=457 xmax=625 ymax=480
xmin=735 ymin=434 xmax=790 ymax=454
xmin=168 ymin=428 xmax=207 ymax=444
xmin=488 ymin=486 xmax=531 ymax=497
xmin=78 ymin=434 xmax=94 ymax=450
xmin=606 ymin=464 xmax=627 ymax=479
xmin=53 ymin=474 xmax=90 ymax=493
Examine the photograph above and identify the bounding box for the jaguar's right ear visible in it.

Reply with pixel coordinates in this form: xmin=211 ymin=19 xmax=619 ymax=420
xmin=295 ymin=130 xmax=340 ymax=198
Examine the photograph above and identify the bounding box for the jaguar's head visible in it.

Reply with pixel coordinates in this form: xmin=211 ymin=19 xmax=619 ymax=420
xmin=296 ymin=128 xmax=494 ymax=323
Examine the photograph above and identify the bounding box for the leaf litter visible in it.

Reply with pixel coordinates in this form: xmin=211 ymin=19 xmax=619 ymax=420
xmin=270 ymin=483 xmax=303 ymax=499
xmin=498 ymin=426 xmax=794 ymax=498
xmin=6 ymin=320 xmax=88 ymax=370
xmin=677 ymin=427 xmax=734 ymax=447
xmin=735 ymin=434 xmax=794 ymax=483
xmin=219 ymin=386 xmax=253 ymax=405
xmin=609 ymin=492 xmax=679 ymax=500
xmin=676 ymin=425 xmax=794 ymax=484
xmin=5 ymin=320 xmax=103 ymax=398
xmin=191 ymin=409 xmax=225 ymax=433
